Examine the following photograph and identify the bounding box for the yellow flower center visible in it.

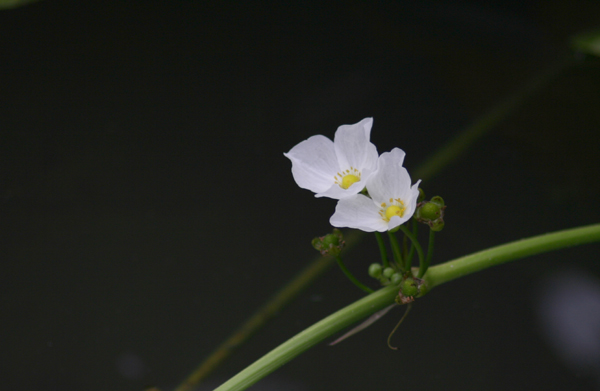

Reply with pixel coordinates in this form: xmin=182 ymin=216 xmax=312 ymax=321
xmin=385 ymin=205 xmax=405 ymax=220
xmin=379 ymin=198 xmax=406 ymax=222
xmin=334 ymin=167 xmax=361 ymax=189
xmin=341 ymin=174 xmax=360 ymax=189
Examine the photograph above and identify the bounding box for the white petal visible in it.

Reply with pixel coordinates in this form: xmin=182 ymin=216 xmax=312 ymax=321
xmin=333 ymin=118 xmax=378 ymax=173
xmin=366 ymin=148 xmax=408 ymax=203
xmin=330 ymin=195 xmax=389 ymax=232
xmin=317 ymin=172 xmax=373 ymax=198
xmin=387 ymin=215 xmax=404 ymax=231
xmin=315 ymin=181 xmax=360 ymax=199
xmin=386 ymin=180 xmax=421 ymax=230
xmin=403 ymin=180 xmax=422 ymax=218
xmin=284 ymin=135 xmax=339 ymax=193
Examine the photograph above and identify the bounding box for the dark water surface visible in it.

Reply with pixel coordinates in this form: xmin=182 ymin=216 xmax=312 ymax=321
xmin=2 ymin=1 xmax=600 ymax=390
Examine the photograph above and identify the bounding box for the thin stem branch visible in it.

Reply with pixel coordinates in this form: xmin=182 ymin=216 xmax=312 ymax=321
xmin=335 ymin=256 xmax=374 ymax=294
xmin=387 ymin=230 xmax=404 ymax=270
xmin=417 ymin=230 xmax=435 ymax=278
xmin=374 ymin=232 xmax=389 ymax=268
xmin=405 ymin=219 xmax=417 ymax=269
xmin=387 ymin=303 xmax=412 ymax=350
xmin=399 ymin=225 xmax=424 ymax=274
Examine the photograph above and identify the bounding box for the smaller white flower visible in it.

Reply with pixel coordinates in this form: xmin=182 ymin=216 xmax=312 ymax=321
xmin=284 ymin=118 xmax=378 ymax=199
xmin=330 ymin=148 xmax=421 ymax=232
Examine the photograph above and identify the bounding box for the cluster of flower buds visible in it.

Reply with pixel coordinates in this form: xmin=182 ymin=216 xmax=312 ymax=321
xmin=415 ymin=195 xmax=446 ymax=231
xmin=368 ymin=262 xmax=402 ymax=285
xmin=311 ymin=228 xmax=345 ymax=257
xmin=368 ymin=264 xmax=422 ymax=302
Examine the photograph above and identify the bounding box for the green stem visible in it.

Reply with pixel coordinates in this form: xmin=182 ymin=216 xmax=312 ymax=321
xmin=399 ymin=225 xmax=425 ymax=274
xmin=420 ymin=223 xmax=600 ymax=295
xmin=213 ymin=285 xmax=399 ymax=391
xmin=387 ymin=230 xmax=404 ymax=270
xmin=215 ymin=223 xmax=600 ymax=391
xmin=418 ymin=230 xmax=435 ymax=278
xmin=405 ymin=219 xmax=417 ymax=269
xmin=335 ymin=256 xmax=374 ymax=294
xmin=374 ymin=232 xmax=390 ymax=268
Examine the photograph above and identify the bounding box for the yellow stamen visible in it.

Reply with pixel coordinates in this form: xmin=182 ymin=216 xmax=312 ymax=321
xmin=385 ymin=205 xmax=406 ymax=220
xmin=340 ymin=174 xmax=360 ymax=189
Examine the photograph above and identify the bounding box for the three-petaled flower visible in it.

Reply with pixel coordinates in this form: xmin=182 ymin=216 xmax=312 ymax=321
xmin=285 ymin=119 xmax=420 ymax=232
xmin=330 ymin=148 xmax=421 ymax=232
xmin=284 ymin=118 xmax=378 ymax=199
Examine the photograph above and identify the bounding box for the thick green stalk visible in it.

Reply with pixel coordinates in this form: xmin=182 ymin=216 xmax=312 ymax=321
xmin=215 ymin=223 xmax=600 ymax=391
xmin=420 ymin=223 xmax=600 ymax=295
xmin=213 ymin=285 xmax=399 ymax=391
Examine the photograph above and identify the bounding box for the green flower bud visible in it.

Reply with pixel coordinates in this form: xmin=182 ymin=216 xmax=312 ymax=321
xmin=430 ymin=219 xmax=445 ymax=232
xmin=322 ymin=233 xmax=340 ymax=248
xmin=368 ymin=263 xmax=383 ymax=278
xmin=417 ymin=202 xmax=441 ymax=221
xmin=430 ymin=196 xmax=444 ymax=208
xmin=311 ymin=237 xmax=322 ymax=251
xmin=312 ymin=228 xmax=345 ymax=256
xmin=383 ymin=267 xmax=395 ymax=279
xmin=400 ymin=277 xmax=419 ymax=297
xmin=415 ymin=196 xmax=446 ymax=232
xmin=390 ymin=272 xmax=402 ymax=285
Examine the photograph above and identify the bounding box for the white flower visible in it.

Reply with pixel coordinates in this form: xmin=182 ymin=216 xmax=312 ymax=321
xmin=284 ymin=118 xmax=378 ymax=199
xmin=330 ymin=148 xmax=421 ymax=232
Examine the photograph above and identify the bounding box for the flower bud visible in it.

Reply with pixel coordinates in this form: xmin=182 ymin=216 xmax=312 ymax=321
xmin=415 ymin=196 xmax=446 ymax=231
xmin=322 ymin=233 xmax=340 ymax=248
xmin=417 ymin=202 xmax=441 ymax=221
xmin=430 ymin=196 xmax=444 ymax=208
xmin=383 ymin=267 xmax=395 ymax=279
xmin=312 ymin=228 xmax=345 ymax=256
xmin=400 ymin=277 xmax=419 ymax=297
xmin=390 ymin=272 xmax=402 ymax=285
xmin=368 ymin=263 xmax=383 ymax=278
xmin=430 ymin=219 xmax=445 ymax=232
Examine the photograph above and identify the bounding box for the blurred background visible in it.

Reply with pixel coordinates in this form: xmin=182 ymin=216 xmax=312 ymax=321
xmin=2 ymin=1 xmax=600 ymax=390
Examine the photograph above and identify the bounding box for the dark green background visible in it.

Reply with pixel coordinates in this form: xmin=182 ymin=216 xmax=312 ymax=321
xmin=2 ymin=1 xmax=600 ymax=390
